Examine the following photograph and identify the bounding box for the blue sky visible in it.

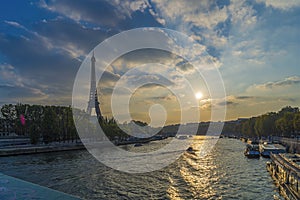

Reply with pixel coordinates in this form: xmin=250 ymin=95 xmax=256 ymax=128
xmin=0 ymin=0 xmax=300 ymax=123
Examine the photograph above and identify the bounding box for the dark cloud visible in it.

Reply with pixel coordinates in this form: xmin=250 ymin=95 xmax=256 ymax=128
xmin=139 ymin=83 xmax=170 ymax=89
xmin=34 ymin=19 xmax=115 ymax=53
xmin=41 ymin=0 xmax=162 ymax=29
xmin=0 ymin=33 xmax=79 ymax=78
xmin=129 ymin=74 xmax=174 ymax=88
xmin=0 ymin=32 xmax=80 ymax=105
xmin=98 ymin=71 xmax=121 ymax=95
xmin=114 ymin=49 xmax=174 ymax=64
xmin=41 ymin=0 xmax=124 ymax=27
xmin=0 ymin=84 xmax=47 ymax=102
xmin=0 ymin=0 xmax=164 ymax=106
xmin=175 ymin=60 xmax=194 ymax=72
xmin=278 ymin=97 xmax=297 ymax=103
xmin=218 ymin=101 xmax=238 ymax=107
xmin=99 ymin=87 xmax=113 ymax=95
xmin=235 ymin=96 xmax=255 ymax=100
xmin=111 ymin=49 xmax=195 ymax=76
xmin=99 ymin=70 xmax=120 ymax=83
xmin=149 ymin=94 xmax=176 ymax=101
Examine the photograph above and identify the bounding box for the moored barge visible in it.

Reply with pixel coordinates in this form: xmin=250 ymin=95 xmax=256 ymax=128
xmin=260 ymin=142 xmax=286 ymax=158
xmin=267 ymin=153 xmax=300 ymax=200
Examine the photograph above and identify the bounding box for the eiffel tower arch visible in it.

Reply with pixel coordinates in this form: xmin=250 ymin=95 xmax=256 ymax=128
xmin=86 ymin=52 xmax=102 ymax=120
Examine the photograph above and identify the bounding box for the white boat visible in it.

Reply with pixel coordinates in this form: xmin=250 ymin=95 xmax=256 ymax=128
xmin=176 ymin=135 xmax=188 ymax=140
xmin=259 ymin=142 xmax=286 ymax=158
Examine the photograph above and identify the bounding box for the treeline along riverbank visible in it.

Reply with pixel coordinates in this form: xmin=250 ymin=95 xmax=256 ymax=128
xmin=0 ymin=104 xmax=299 ymax=147
xmin=221 ymin=106 xmax=300 ymax=138
xmin=162 ymin=106 xmax=300 ymax=140
xmin=0 ymin=103 xmax=162 ymax=146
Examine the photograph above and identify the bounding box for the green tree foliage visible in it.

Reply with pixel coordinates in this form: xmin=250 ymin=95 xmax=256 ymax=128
xmin=275 ymin=112 xmax=295 ymax=137
xmin=1 ymin=104 xmax=16 ymax=134
xmin=254 ymin=112 xmax=277 ymax=137
xmin=2 ymin=104 xmax=300 ymax=143
xmin=293 ymin=113 xmax=300 ymax=133
xmin=224 ymin=106 xmax=300 ymax=138
xmin=241 ymin=117 xmax=256 ymax=137
xmin=0 ymin=104 xmax=81 ymax=144
xmin=0 ymin=103 xmax=127 ymax=144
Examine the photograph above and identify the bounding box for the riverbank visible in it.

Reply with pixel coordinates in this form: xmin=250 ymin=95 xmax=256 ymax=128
xmin=225 ymin=135 xmax=300 ymax=154
xmin=0 ymin=136 xmax=169 ymax=156
xmin=277 ymin=137 xmax=300 ymax=153
xmin=0 ymin=143 xmax=85 ymax=157
xmin=114 ymin=137 xmax=164 ymax=146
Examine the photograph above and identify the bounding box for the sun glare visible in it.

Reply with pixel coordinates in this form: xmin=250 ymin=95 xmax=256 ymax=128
xmin=195 ymin=92 xmax=203 ymax=100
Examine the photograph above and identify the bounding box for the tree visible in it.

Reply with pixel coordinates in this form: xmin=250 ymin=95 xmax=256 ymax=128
xmin=278 ymin=106 xmax=299 ymax=117
xmin=28 ymin=105 xmax=43 ymax=144
xmin=41 ymin=106 xmax=58 ymax=144
xmin=276 ymin=112 xmax=295 ymax=137
xmin=293 ymin=113 xmax=300 ymax=135
xmin=1 ymin=104 xmax=16 ymax=134
xmin=241 ymin=117 xmax=256 ymax=137
xmin=254 ymin=113 xmax=277 ymax=137
xmin=15 ymin=103 xmax=29 ymax=136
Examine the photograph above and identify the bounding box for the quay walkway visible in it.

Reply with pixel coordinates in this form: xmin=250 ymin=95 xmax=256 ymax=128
xmin=267 ymin=153 xmax=300 ymax=200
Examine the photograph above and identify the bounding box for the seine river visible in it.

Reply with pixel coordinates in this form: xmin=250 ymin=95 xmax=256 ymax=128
xmin=0 ymin=137 xmax=282 ymax=199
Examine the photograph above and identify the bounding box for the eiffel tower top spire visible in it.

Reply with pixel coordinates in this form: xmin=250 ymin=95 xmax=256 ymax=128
xmin=91 ymin=51 xmax=96 ymax=62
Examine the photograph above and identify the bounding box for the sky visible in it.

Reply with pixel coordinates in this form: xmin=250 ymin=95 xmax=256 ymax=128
xmin=0 ymin=0 xmax=300 ymax=124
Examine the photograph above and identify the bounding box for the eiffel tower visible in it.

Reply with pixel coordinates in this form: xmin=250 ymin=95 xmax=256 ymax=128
xmin=87 ymin=52 xmax=102 ymax=120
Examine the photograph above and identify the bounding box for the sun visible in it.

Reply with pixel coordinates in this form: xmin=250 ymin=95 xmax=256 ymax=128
xmin=195 ymin=92 xmax=203 ymax=100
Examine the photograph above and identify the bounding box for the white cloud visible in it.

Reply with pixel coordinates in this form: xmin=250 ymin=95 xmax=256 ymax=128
xmin=151 ymin=0 xmax=228 ymax=30
xmin=228 ymin=0 xmax=257 ymax=31
xmin=0 ymin=64 xmax=48 ymax=103
xmin=4 ymin=20 xmax=25 ymax=29
xmin=148 ymin=8 xmax=166 ymax=25
xmin=107 ymin=0 xmax=151 ymax=18
xmin=0 ymin=64 xmax=24 ymax=87
xmin=243 ymin=76 xmax=300 ymax=108
xmin=249 ymin=76 xmax=300 ymax=90
xmin=40 ymin=0 xmax=152 ymax=25
xmin=149 ymin=0 xmax=261 ymax=70
xmin=149 ymin=0 xmax=257 ymax=49
xmin=184 ymin=6 xmax=228 ymax=29
xmin=202 ymin=32 xmax=227 ymax=48
xmin=256 ymin=0 xmax=300 ymax=11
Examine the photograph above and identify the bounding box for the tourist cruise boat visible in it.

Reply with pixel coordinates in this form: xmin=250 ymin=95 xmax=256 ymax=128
xmin=259 ymin=142 xmax=286 ymax=158
xmin=244 ymin=144 xmax=260 ymax=158
xmin=267 ymin=153 xmax=300 ymax=200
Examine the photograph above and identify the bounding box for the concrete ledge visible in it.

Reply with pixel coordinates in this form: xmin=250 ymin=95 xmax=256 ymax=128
xmin=0 ymin=173 xmax=81 ymax=200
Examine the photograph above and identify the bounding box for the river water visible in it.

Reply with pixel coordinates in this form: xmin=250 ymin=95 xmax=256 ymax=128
xmin=0 ymin=137 xmax=281 ymax=199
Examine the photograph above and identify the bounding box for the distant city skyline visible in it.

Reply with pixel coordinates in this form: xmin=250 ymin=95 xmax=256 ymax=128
xmin=0 ymin=0 xmax=300 ymax=124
